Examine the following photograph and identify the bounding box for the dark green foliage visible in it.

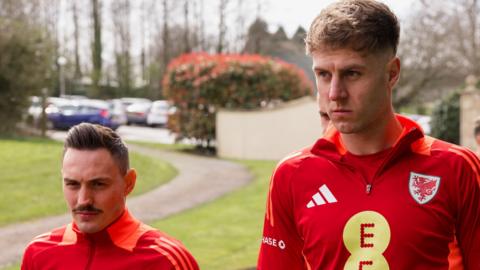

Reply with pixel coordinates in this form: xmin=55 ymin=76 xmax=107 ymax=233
xmin=431 ymin=91 xmax=460 ymax=144
xmin=0 ymin=19 xmax=53 ymax=134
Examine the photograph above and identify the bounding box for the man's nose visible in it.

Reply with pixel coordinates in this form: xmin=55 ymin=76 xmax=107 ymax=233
xmin=329 ymin=75 xmax=347 ymax=101
xmin=77 ymin=186 xmax=93 ymax=205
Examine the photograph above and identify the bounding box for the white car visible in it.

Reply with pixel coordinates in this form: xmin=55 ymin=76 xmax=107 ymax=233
xmin=108 ymin=99 xmax=128 ymax=126
xmin=404 ymin=113 xmax=432 ymax=134
xmin=147 ymin=100 xmax=170 ymax=127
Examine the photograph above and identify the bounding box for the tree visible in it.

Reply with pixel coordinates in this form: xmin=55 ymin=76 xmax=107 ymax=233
xmin=162 ymin=0 xmax=170 ymax=75
xmin=197 ymin=0 xmax=206 ymax=51
xmin=431 ymin=91 xmax=460 ymax=144
xmin=183 ymin=0 xmax=191 ymax=53
xmin=395 ymin=0 xmax=480 ymax=108
xmin=451 ymin=0 xmax=480 ymax=76
xmin=243 ymin=18 xmax=269 ymax=54
xmin=37 ymin=0 xmax=61 ymax=97
xmin=90 ymin=0 xmax=102 ymax=97
xmin=272 ymin=26 xmax=288 ymax=42
xmin=0 ymin=16 xmax=54 ymax=133
xmin=72 ymin=0 xmax=82 ymax=82
xmin=292 ymin=26 xmax=307 ymax=47
xmin=216 ymin=0 xmax=229 ymax=53
xmin=111 ymin=0 xmax=133 ymax=96
xmin=233 ymin=0 xmax=247 ymax=53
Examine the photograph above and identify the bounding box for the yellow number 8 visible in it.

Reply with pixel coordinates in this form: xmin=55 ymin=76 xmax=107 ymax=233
xmin=342 ymin=211 xmax=391 ymax=270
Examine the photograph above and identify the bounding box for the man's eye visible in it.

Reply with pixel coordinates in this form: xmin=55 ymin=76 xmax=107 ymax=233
xmin=317 ymin=71 xmax=330 ymax=78
xmin=92 ymin=182 xmax=106 ymax=188
xmin=345 ymin=70 xmax=361 ymax=78
xmin=65 ymin=182 xmax=79 ymax=187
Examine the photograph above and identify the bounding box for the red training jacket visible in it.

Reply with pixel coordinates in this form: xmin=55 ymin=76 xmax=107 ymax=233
xmin=258 ymin=115 xmax=480 ymax=270
xmin=22 ymin=209 xmax=199 ymax=270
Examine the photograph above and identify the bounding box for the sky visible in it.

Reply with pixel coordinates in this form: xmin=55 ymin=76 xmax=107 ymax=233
xmin=261 ymin=0 xmax=416 ymax=36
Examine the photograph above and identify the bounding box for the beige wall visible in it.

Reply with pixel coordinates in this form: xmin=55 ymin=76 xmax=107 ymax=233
xmin=460 ymin=90 xmax=480 ymax=151
xmin=216 ymin=96 xmax=322 ymax=160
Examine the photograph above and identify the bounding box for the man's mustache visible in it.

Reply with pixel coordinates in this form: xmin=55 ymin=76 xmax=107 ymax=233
xmin=73 ymin=204 xmax=102 ymax=213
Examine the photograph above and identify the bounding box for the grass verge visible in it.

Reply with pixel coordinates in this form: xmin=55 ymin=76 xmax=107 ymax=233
xmin=0 ymin=137 xmax=177 ymax=226
xmin=126 ymin=141 xmax=196 ymax=152
xmin=1 ymin=263 xmax=18 ymax=270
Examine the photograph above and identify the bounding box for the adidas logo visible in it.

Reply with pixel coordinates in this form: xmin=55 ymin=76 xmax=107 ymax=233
xmin=306 ymin=184 xmax=337 ymax=208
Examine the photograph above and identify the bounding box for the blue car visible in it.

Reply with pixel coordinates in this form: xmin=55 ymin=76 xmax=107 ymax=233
xmin=48 ymin=100 xmax=121 ymax=130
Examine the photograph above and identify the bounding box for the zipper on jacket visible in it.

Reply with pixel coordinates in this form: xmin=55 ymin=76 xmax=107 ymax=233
xmin=85 ymin=239 xmax=95 ymax=270
xmin=342 ymin=163 xmax=374 ymax=195
xmin=366 ymin=183 xmax=372 ymax=194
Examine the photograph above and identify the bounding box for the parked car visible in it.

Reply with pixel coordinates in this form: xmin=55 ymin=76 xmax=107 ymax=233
xmin=404 ymin=113 xmax=432 ymax=134
xmin=126 ymin=101 xmax=152 ymax=125
xmin=108 ymin=99 xmax=128 ymax=126
xmin=48 ymin=99 xmax=120 ymax=130
xmin=60 ymin=94 xmax=88 ymax=100
xmin=26 ymin=96 xmax=42 ymax=126
xmin=120 ymin=97 xmax=151 ymax=108
xmin=26 ymin=96 xmax=71 ymax=127
xmin=45 ymin=97 xmax=72 ymax=114
xmin=146 ymin=100 xmax=170 ymax=127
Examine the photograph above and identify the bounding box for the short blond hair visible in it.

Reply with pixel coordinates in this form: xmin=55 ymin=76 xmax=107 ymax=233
xmin=305 ymin=0 xmax=399 ymax=55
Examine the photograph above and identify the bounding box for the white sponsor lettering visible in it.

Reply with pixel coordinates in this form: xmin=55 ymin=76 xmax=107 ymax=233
xmin=262 ymin=236 xmax=286 ymax=250
xmin=278 ymin=240 xmax=286 ymax=249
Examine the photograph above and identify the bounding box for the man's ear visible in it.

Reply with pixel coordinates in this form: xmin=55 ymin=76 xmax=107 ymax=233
xmin=124 ymin=169 xmax=137 ymax=196
xmin=388 ymin=57 xmax=401 ymax=89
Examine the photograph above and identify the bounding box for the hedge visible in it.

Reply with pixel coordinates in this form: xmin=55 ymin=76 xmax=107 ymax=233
xmin=430 ymin=91 xmax=460 ymax=144
xmin=0 ymin=19 xmax=53 ymax=134
xmin=162 ymin=53 xmax=313 ymax=146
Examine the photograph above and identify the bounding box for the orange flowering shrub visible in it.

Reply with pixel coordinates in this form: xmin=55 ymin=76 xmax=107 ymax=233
xmin=162 ymin=52 xmax=313 ymax=146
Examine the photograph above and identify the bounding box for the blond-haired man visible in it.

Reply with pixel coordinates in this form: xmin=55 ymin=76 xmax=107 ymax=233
xmin=257 ymin=1 xmax=480 ymax=269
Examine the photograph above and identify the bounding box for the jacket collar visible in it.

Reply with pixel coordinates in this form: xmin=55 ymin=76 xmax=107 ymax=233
xmin=63 ymin=209 xmax=154 ymax=251
xmin=311 ymin=114 xmax=425 ymax=163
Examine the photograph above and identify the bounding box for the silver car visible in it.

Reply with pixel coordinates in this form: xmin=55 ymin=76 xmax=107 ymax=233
xmin=147 ymin=100 xmax=170 ymax=127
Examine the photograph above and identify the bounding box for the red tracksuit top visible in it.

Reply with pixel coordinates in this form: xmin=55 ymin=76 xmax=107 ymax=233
xmin=22 ymin=209 xmax=199 ymax=270
xmin=258 ymin=115 xmax=480 ymax=270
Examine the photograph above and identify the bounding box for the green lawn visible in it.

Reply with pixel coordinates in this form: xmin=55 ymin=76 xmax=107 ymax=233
xmin=152 ymin=160 xmax=275 ymax=270
xmin=1 ymin=263 xmax=18 ymax=270
xmin=0 ymin=137 xmax=177 ymax=226
xmin=127 ymin=140 xmax=196 ymax=152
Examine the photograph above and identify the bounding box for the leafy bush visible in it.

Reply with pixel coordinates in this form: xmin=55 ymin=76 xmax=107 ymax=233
xmin=0 ymin=19 xmax=53 ymax=134
xmin=430 ymin=91 xmax=460 ymax=144
xmin=162 ymin=53 xmax=313 ymax=146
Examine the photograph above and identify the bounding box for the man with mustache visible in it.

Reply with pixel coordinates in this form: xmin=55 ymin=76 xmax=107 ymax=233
xmin=22 ymin=123 xmax=199 ymax=270
xmin=257 ymin=0 xmax=480 ymax=269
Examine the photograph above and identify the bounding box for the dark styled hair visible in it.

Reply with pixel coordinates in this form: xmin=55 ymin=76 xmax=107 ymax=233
xmin=64 ymin=123 xmax=129 ymax=175
xmin=305 ymin=0 xmax=400 ymax=55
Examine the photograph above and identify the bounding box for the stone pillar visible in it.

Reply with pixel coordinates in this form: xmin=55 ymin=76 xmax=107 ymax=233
xmin=460 ymin=75 xmax=480 ymax=150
